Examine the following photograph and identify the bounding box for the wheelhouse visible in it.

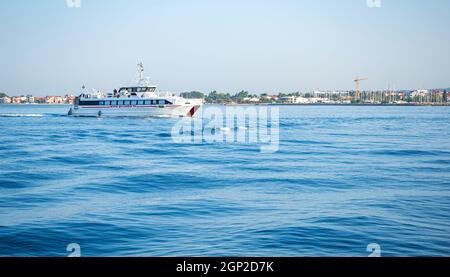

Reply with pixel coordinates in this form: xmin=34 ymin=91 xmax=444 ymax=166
xmin=119 ymin=87 xmax=156 ymax=93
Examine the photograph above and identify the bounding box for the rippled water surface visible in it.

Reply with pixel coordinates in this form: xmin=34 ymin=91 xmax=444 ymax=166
xmin=0 ymin=104 xmax=449 ymax=257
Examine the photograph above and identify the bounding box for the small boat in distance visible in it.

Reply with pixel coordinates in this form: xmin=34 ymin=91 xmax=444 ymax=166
xmin=68 ymin=63 xmax=203 ymax=117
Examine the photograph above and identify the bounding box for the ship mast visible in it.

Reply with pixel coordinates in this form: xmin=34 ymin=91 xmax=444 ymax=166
xmin=138 ymin=62 xmax=145 ymax=83
xmin=135 ymin=62 xmax=150 ymax=86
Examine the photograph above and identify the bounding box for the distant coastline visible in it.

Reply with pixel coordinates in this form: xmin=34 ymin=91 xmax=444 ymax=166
xmin=226 ymin=103 xmax=450 ymax=107
xmin=1 ymin=103 xmax=449 ymax=107
xmin=0 ymin=103 xmax=71 ymax=106
xmin=266 ymin=103 xmax=450 ymax=107
xmin=1 ymin=88 xmax=449 ymax=106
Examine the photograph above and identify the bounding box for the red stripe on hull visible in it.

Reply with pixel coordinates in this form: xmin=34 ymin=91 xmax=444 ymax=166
xmin=188 ymin=105 xmax=201 ymax=117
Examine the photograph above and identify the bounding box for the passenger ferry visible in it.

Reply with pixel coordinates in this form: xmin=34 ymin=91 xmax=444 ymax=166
xmin=68 ymin=64 xmax=203 ymax=117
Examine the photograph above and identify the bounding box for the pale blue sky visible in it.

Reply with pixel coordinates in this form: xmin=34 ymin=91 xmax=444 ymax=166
xmin=0 ymin=0 xmax=449 ymax=96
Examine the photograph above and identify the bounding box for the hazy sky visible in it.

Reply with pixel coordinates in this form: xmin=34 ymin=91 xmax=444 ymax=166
xmin=0 ymin=0 xmax=449 ymax=96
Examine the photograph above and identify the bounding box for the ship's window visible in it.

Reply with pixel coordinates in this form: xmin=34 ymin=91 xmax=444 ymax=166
xmin=159 ymin=100 xmax=165 ymax=105
xmin=105 ymin=101 xmax=111 ymax=106
xmin=131 ymin=100 xmax=137 ymax=105
xmin=138 ymin=100 xmax=144 ymax=105
xmin=132 ymin=88 xmax=137 ymax=92
xmin=144 ymin=100 xmax=151 ymax=105
xmin=80 ymin=101 xmax=100 ymax=106
xmin=110 ymin=101 xmax=117 ymax=105
xmin=99 ymin=101 xmax=105 ymax=105
xmin=124 ymin=101 xmax=130 ymax=105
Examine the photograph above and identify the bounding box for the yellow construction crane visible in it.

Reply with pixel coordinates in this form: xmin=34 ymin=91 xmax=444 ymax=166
xmin=354 ymin=77 xmax=368 ymax=100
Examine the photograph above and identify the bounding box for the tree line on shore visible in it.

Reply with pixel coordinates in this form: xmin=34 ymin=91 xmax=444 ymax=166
xmin=180 ymin=90 xmax=450 ymax=104
xmin=181 ymin=90 xmax=260 ymax=104
xmin=181 ymin=90 xmax=284 ymax=104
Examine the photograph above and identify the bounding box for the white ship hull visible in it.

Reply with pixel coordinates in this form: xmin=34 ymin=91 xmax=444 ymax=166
xmin=69 ymin=103 xmax=201 ymax=118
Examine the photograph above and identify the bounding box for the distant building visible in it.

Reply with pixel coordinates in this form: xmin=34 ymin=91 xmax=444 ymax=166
xmin=262 ymin=95 xmax=279 ymax=101
xmin=243 ymin=97 xmax=260 ymax=103
xmin=280 ymin=96 xmax=296 ymax=104
xmin=46 ymin=96 xmax=64 ymax=104
xmin=27 ymin=95 xmax=35 ymax=104
xmin=0 ymin=96 xmax=11 ymax=104
xmin=293 ymin=97 xmax=309 ymax=104
xmin=309 ymin=97 xmax=330 ymax=104
xmin=55 ymin=96 xmax=65 ymax=104
xmin=64 ymin=95 xmax=76 ymax=104
xmin=280 ymin=96 xmax=330 ymax=104
xmin=45 ymin=96 xmax=53 ymax=104
xmin=34 ymin=97 xmax=46 ymax=104
xmin=411 ymin=90 xmax=429 ymax=98
xmin=12 ymin=96 xmax=27 ymax=104
xmin=2 ymin=95 xmax=75 ymax=104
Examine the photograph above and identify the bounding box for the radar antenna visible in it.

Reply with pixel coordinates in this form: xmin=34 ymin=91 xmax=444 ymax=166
xmin=134 ymin=62 xmax=151 ymax=86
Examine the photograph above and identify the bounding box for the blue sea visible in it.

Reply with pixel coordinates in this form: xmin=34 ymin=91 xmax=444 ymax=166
xmin=0 ymin=104 xmax=449 ymax=257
